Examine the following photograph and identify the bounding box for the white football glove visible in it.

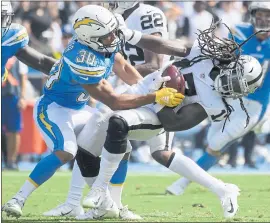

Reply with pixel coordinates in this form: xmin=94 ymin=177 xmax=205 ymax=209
xmin=143 ymin=69 xmax=171 ymax=93
xmin=124 ymin=71 xmax=171 ymax=95
xmin=114 ymin=13 xmax=142 ymax=45
xmin=145 ymin=60 xmax=176 ymax=90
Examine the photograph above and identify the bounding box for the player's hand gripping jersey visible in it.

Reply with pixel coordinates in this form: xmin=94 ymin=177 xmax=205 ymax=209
xmin=1 ymin=23 xmax=29 ymax=81
xmin=43 ymin=38 xmax=116 ymax=110
xmin=122 ymin=3 xmax=168 ymax=66
xmin=231 ymin=23 xmax=270 ymax=108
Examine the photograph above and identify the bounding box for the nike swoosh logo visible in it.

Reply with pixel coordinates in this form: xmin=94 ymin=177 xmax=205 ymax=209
xmin=228 ymin=199 xmax=234 ymax=213
xmin=61 ymin=210 xmax=72 ymax=216
xmin=94 ymin=197 xmax=101 ymax=206
xmin=147 ymin=10 xmax=153 ymax=13
xmin=93 ymin=212 xmax=106 ymax=219
xmin=80 ymin=76 xmax=89 ymax=80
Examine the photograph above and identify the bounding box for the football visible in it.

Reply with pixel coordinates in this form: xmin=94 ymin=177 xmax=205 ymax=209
xmin=162 ymin=65 xmax=185 ymax=95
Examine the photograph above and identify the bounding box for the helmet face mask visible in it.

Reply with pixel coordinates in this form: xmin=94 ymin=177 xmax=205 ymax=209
xmin=214 ymin=56 xmax=263 ymax=99
xmin=1 ymin=2 xmax=14 ymax=37
xmin=93 ymin=28 xmax=125 ymax=53
xmin=214 ymin=66 xmax=249 ymax=99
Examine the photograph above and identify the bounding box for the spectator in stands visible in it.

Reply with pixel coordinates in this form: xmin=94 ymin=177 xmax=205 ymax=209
xmin=215 ymin=1 xmax=243 ymax=37
xmin=47 ymin=2 xmax=63 ymax=59
xmin=156 ymin=1 xmax=182 ymax=39
xmin=22 ymin=2 xmax=53 ymax=55
xmin=178 ymin=1 xmax=213 ymax=46
xmin=14 ymin=1 xmax=31 ymax=22
xmin=2 ymin=58 xmax=28 ymax=170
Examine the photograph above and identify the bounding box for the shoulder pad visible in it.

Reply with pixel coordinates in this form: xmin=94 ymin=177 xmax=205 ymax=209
xmin=2 ymin=23 xmax=29 ymax=48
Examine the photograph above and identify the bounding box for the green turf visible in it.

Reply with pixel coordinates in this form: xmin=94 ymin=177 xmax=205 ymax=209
xmin=2 ymin=172 xmax=270 ymax=222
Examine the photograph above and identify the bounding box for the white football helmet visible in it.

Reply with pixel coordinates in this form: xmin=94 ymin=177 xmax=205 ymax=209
xmin=72 ymin=5 xmax=124 ymax=53
xmin=1 ymin=1 xmax=13 ymax=37
xmin=249 ymin=2 xmax=270 ymax=31
xmin=101 ymin=2 xmax=138 ymax=14
xmin=214 ymin=55 xmax=263 ymax=99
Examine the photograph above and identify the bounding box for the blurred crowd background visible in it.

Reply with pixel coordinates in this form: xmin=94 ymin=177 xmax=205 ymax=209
xmin=2 ymin=1 xmax=270 ymax=171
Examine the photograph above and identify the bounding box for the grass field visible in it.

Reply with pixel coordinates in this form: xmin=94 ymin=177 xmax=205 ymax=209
xmin=2 ymin=172 xmax=270 ymax=222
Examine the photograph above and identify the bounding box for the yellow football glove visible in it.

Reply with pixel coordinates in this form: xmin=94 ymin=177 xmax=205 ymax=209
xmin=155 ymin=88 xmax=185 ymax=107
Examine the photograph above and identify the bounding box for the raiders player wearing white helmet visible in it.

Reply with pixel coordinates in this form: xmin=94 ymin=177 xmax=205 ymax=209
xmin=166 ymin=2 xmax=270 ymax=196
xmin=77 ymin=22 xmax=263 ymax=219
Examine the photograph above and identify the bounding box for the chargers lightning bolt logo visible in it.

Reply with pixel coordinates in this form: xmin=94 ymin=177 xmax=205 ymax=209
xmin=73 ymin=18 xmax=105 ymax=30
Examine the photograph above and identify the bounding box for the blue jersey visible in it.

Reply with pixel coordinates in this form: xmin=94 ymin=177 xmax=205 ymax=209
xmin=230 ymin=23 xmax=270 ymax=110
xmin=1 ymin=23 xmax=29 ymax=81
xmin=43 ymin=38 xmax=116 ymax=110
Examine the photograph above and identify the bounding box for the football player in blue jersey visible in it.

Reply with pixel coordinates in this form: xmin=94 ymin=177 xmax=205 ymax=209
xmin=166 ymin=1 xmax=270 ymax=196
xmin=1 ymin=1 xmax=57 ymax=82
xmin=2 ymin=5 xmax=184 ymax=218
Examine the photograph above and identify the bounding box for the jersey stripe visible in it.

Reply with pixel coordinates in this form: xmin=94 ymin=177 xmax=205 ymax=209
xmin=2 ymin=28 xmax=28 ymax=46
xmin=64 ymin=57 xmax=106 ymax=77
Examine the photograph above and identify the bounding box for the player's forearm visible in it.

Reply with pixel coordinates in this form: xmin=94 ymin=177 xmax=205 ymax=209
xmin=134 ymin=63 xmax=161 ymax=77
xmin=113 ymin=53 xmax=142 ymax=85
xmin=136 ymin=35 xmax=188 ymax=57
xmin=109 ymin=93 xmax=155 ymax=111
xmin=16 ymin=46 xmax=57 ymax=75
xmin=120 ymin=62 xmax=142 ymax=85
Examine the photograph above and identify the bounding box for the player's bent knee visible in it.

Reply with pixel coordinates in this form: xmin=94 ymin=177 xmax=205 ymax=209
xmin=54 ymin=150 xmax=74 ymax=164
xmin=152 ymin=150 xmax=173 ymax=167
xmin=104 ymin=115 xmax=129 ymax=154
xmin=76 ymin=148 xmax=101 ymax=177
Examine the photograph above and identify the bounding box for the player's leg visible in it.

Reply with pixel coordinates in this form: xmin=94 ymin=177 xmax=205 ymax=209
xmin=76 ymin=112 xmax=140 ymax=219
xmin=41 ymin=106 xmax=99 ymax=217
xmin=149 ymin=131 xmax=240 ymax=218
xmin=196 ymin=99 xmax=263 ymax=173
xmin=84 ymin=108 xmax=162 ymax=208
xmin=150 ymin=132 xmax=229 ymax=195
xmin=43 ymin=160 xmax=86 ymax=217
xmin=43 ymin=108 xmax=132 ymax=219
xmin=2 ymin=100 xmax=83 ymax=217
xmin=109 ymin=152 xmax=129 ymax=209
xmin=69 ymin=109 xmax=137 ymax=219
xmin=75 ymin=147 xmax=123 ymax=220
xmin=167 ymin=99 xmax=262 ymax=195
